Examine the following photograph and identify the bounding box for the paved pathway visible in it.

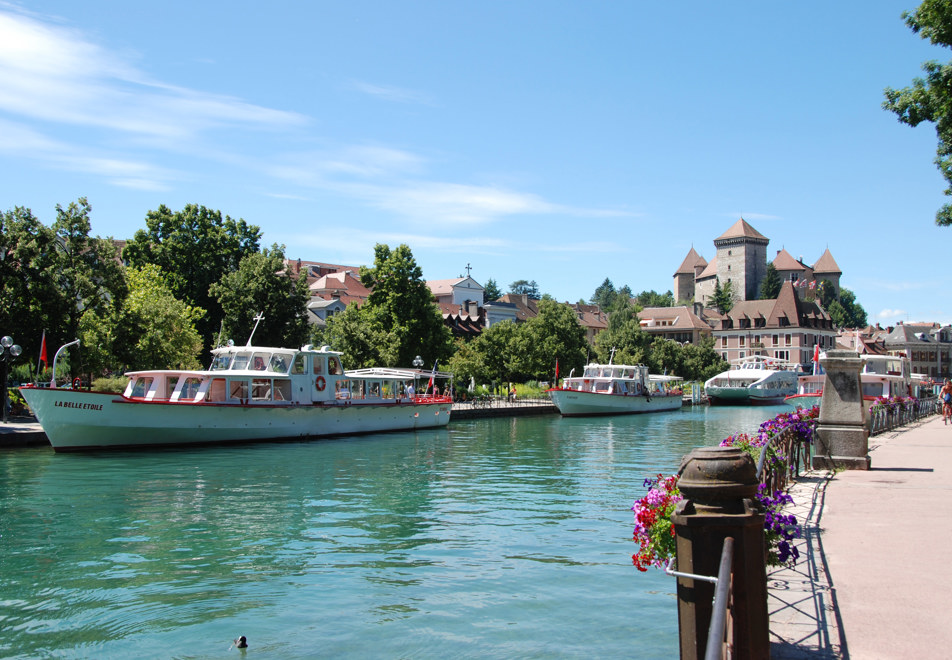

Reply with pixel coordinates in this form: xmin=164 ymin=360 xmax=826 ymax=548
xmin=769 ymin=415 xmax=952 ymax=658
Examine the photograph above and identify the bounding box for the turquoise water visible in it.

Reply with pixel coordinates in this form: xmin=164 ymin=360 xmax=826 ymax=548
xmin=0 ymin=405 xmax=785 ymax=659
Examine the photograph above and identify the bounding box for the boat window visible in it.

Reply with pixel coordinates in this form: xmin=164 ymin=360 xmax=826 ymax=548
xmin=273 ymin=380 xmax=291 ymax=401
xmin=328 ymin=357 xmax=342 ymax=375
xmin=164 ymin=376 xmax=179 ymax=399
xmin=862 ymin=382 xmax=883 ymax=398
xmin=336 ymin=379 xmax=351 ymax=399
xmin=368 ymin=381 xmax=381 ymax=398
xmin=252 ymin=353 xmax=270 ymax=371
xmin=292 ymin=354 xmax=307 ymax=375
xmin=230 ymin=379 xmax=249 ymax=400
xmin=232 ymin=353 xmax=251 ymax=370
xmin=382 ymin=381 xmax=394 ymax=398
xmin=130 ymin=377 xmax=153 ymax=398
xmin=180 ymin=377 xmax=202 ymax=401
xmin=269 ymin=354 xmax=291 ymax=373
xmin=208 ymin=378 xmax=226 ymax=402
xmin=210 ymin=353 xmax=232 ymax=371
xmin=251 ymin=378 xmax=272 ymax=401
xmin=313 ymin=356 xmax=324 ymax=375
xmin=352 ymin=380 xmax=366 ymax=399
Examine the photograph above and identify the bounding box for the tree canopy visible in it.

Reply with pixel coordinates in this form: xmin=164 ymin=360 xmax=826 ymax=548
xmin=509 ymin=279 xmax=541 ymax=299
xmin=209 ymin=244 xmax=310 ymax=349
xmin=326 ymin=244 xmax=453 ymax=369
xmin=883 ymin=0 xmax=952 ymax=225
xmin=759 ymin=264 xmax=782 ymax=299
xmin=123 ymin=204 xmax=261 ymax=351
xmin=483 ymin=278 xmax=502 ymax=302
xmin=711 ymin=279 xmax=734 ymax=314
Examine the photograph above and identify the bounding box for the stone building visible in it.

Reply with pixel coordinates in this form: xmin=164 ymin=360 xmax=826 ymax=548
xmin=674 ymin=218 xmax=843 ymax=307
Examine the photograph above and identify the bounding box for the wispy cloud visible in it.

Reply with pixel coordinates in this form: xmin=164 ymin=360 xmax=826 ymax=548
xmin=349 ymin=80 xmax=434 ymax=105
xmin=877 ymin=308 xmax=906 ymax=320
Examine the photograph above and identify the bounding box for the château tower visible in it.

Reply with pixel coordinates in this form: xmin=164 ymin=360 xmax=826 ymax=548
xmin=713 ymin=218 xmax=768 ymax=302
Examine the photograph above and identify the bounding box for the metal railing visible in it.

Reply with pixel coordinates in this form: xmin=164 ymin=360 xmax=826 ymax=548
xmin=705 ymin=537 xmax=735 ymax=660
xmin=868 ymin=396 xmax=940 ymax=436
xmin=756 ymin=422 xmax=816 ymax=493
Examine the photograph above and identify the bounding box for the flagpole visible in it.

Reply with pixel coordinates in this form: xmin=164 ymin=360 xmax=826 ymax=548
xmin=37 ymin=329 xmax=46 ymax=379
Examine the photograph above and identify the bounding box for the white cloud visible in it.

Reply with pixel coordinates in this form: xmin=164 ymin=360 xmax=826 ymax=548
xmin=0 ymin=9 xmax=307 ymax=143
xmin=349 ymin=80 xmax=434 ymax=105
xmin=877 ymin=308 xmax=906 ymax=320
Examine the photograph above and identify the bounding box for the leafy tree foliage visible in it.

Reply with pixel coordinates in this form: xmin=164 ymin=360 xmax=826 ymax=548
xmin=711 ymin=279 xmax=734 ymax=314
xmin=590 ymin=278 xmax=617 ymax=309
xmin=511 ymin=299 xmax=588 ymax=381
xmin=483 ymin=278 xmax=502 ymax=302
xmin=633 ymin=289 xmax=675 ymax=308
xmin=209 ymin=245 xmax=310 ymax=349
xmin=594 ymin=304 xmax=652 ymax=365
xmin=123 ymin=204 xmax=261 ymax=351
xmin=759 ymin=264 xmax=782 ymax=299
xmin=883 ymin=0 xmax=952 ymax=225
xmin=115 ymin=265 xmax=203 ymax=371
xmin=509 ymin=279 xmax=541 ymax=299
xmin=0 ymin=199 xmax=125 ymax=378
xmin=680 ymin=336 xmax=729 ymax=381
xmin=826 ymin=288 xmax=868 ymax=329
xmin=327 ymin=244 xmax=453 ymax=369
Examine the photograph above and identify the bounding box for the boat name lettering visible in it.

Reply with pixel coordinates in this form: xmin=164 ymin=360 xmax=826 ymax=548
xmin=54 ymin=400 xmax=104 ymax=411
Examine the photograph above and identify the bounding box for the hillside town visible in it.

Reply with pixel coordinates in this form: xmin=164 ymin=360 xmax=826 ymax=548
xmin=291 ymin=218 xmax=952 ymax=380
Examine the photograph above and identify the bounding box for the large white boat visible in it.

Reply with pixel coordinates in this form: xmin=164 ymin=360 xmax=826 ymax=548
xmin=703 ymin=355 xmax=799 ymax=405
xmin=20 ymin=342 xmax=452 ymax=452
xmin=547 ymin=362 xmax=683 ymax=416
xmin=784 ymin=353 xmax=914 ymax=412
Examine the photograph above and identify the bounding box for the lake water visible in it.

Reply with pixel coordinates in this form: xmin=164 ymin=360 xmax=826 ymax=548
xmin=0 ymin=405 xmax=786 ymax=659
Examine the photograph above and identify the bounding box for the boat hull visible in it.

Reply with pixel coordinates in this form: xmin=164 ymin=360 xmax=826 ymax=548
xmin=20 ymin=387 xmax=451 ymax=451
xmin=706 ymin=386 xmax=792 ymax=406
xmin=549 ymin=389 xmax=683 ymax=417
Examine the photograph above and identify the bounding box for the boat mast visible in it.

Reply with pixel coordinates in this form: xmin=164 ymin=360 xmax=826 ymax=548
xmin=246 ymin=312 xmax=265 ymax=347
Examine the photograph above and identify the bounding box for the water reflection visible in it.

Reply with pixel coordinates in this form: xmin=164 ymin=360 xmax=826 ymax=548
xmin=0 ymin=406 xmax=784 ymax=658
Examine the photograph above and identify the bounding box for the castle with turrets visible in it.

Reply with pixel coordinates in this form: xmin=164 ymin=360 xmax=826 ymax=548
xmin=673 ymin=218 xmax=842 ymax=306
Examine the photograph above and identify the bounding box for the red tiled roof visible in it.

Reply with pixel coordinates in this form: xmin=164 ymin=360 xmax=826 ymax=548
xmin=715 ymin=218 xmax=768 ymax=242
xmin=812 ymin=248 xmax=841 ymax=274
xmin=772 ymin=249 xmax=805 ymax=272
xmin=674 ymin=247 xmax=707 ymax=275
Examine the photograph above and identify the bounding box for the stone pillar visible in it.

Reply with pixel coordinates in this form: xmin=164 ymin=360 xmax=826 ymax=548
xmin=812 ymin=349 xmax=870 ymax=471
xmin=672 ymin=447 xmax=768 ymax=660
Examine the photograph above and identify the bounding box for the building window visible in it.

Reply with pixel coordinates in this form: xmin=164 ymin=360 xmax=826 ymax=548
xmin=739 ymin=336 xmax=745 ymax=347
xmin=773 ymin=334 xmax=779 ymax=346
xmin=785 ymin=334 xmax=792 ymax=346
xmin=775 ymin=350 xmax=790 ymax=361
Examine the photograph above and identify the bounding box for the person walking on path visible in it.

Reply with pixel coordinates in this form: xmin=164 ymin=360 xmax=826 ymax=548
xmin=941 ymin=379 xmax=952 ymax=424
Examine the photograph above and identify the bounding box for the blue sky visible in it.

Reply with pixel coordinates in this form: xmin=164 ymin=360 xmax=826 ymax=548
xmin=0 ymin=1 xmax=948 ymax=325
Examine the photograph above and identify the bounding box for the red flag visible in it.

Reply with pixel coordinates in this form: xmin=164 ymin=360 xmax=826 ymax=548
xmin=427 ymin=360 xmax=438 ymax=393
xmin=39 ymin=330 xmax=48 ymax=368
xmin=813 ymin=344 xmax=820 ymax=363
xmin=555 ymin=359 xmax=559 ymax=384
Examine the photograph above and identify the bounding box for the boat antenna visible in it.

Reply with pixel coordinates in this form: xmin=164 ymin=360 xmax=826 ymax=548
xmin=246 ymin=312 xmax=265 ymax=347
xmin=609 ymin=347 xmax=616 ymax=365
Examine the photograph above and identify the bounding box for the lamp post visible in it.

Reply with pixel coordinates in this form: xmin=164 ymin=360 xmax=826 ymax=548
xmin=1 ymin=335 xmax=22 ymax=423
xmin=412 ymin=355 xmax=423 ymax=370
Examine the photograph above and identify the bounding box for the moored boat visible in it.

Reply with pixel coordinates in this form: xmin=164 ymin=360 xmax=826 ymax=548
xmin=547 ymin=362 xmax=683 ymax=417
xmin=703 ymin=355 xmax=799 ymax=405
xmin=784 ymin=353 xmax=914 ymax=414
xmin=20 ymin=342 xmax=452 ymax=452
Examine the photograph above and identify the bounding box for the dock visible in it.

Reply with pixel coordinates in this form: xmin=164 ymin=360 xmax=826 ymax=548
xmin=769 ymin=415 xmax=952 ymax=658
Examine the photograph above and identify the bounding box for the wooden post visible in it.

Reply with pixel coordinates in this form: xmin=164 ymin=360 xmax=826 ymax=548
xmin=672 ymin=446 xmax=769 ymax=659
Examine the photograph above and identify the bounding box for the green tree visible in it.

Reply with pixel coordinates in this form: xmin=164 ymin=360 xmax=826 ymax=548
xmin=590 ymin=278 xmax=617 ymax=309
xmin=827 ymin=288 xmax=868 ymax=329
xmin=681 ymin=336 xmax=729 ymax=381
xmin=634 ymin=289 xmax=675 ymax=308
xmin=509 ymin=279 xmax=541 ymax=299
xmin=647 ymin=338 xmax=686 ymax=376
xmin=483 ymin=278 xmax=502 ymax=302
xmin=594 ymin=304 xmax=652 ymax=365
xmin=123 ymin=204 xmax=261 ymax=352
xmin=511 ymin=299 xmax=587 ymax=380
xmin=759 ymin=264 xmax=782 ymax=299
xmin=883 ymin=0 xmax=952 ymax=225
xmin=115 ymin=264 xmax=203 ymax=371
xmin=711 ymin=279 xmax=734 ymax=314
xmin=209 ymin=245 xmax=310 ymax=349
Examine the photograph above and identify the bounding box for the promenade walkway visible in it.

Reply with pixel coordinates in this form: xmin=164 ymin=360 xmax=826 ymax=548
xmin=769 ymin=415 xmax=952 ymax=659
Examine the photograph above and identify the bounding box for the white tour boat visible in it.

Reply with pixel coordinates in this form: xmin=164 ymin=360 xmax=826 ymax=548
xmin=784 ymin=353 xmax=914 ymax=413
xmin=547 ymin=362 xmax=683 ymax=416
xmin=20 ymin=341 xmax=452 ymax=452
xmin=703 ymin=355 xmax=799 ymax=405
